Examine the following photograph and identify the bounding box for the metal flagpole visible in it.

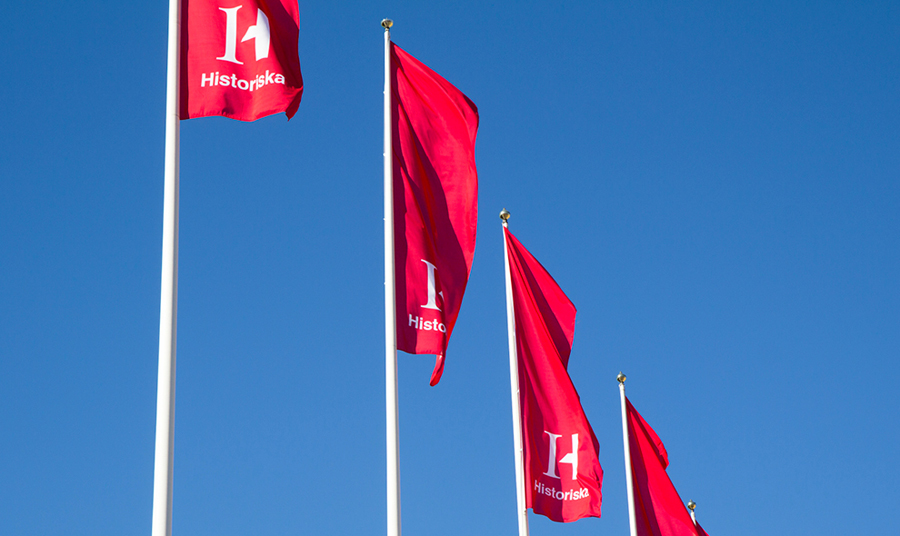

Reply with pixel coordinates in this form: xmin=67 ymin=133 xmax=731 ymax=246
xmin=151 ymin=0 xmax=181 ymax=535
xmin=501 ymin=209 xmax=530 ymax=536
xmin=382 ymin=18 xmax=401 ymax=536
xmin=618 ymin=373 xmax=638 ymax=536
xmin=687 ymin=500 xmax=697 ymax=526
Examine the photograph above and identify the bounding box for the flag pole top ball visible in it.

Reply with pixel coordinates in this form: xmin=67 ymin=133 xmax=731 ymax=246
xmin=382 ymin=19 xmax=393 ymax=29
xmin=617 ymin=372 xmax=627 ymax=383
xmin=499 ymin=208 xmax=511 ymax=222
xmin=688 ymin=500 xmax=697 ymax=511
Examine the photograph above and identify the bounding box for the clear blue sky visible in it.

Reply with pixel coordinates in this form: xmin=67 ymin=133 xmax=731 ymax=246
xmin=1 ymin=1 xmax=898 ymax=535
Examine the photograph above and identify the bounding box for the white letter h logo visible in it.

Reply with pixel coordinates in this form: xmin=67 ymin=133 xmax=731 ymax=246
xmin=421 ymin=260 xmax=443 ymax=311
xmin=217 ymin=6 xmax=271 ymax=64
xmin=544 ymin=431 xmax=579 ymax=480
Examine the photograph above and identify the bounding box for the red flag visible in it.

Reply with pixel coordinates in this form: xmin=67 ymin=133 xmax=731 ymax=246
xmin=391 ymin=43 xmax=479 ymax=385
xmin=505 ymin=228 xmax=603 ymax=522
xmin=626 ymin=398 xmax=699 ymax=536
xmin=180 ymin=0 xmax=304 ymax=121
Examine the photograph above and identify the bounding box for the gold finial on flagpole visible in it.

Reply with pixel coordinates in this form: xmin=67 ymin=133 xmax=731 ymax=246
xmin=381 ymin=19 xmax=393 ymax=29
xmin=500 ymin=208 xmax=511 ymax=222
xmin=617 ymin=372 xmax=627 ymax=383
xmin=688 ymin=500 xmax=696 ymax=511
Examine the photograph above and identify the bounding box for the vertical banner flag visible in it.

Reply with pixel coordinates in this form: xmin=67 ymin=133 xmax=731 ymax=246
xmin=626 ymin=398 xmax=699 ymax=536
xmin=505 ymin=228 xmax=603 ymax=522
xmin=391 ymin=43 xmax=479 ymax=385
xmin=695 ymin=522 xmax=710 ymax=536
xmin=181 ymin=0 xmax=304 ymax=121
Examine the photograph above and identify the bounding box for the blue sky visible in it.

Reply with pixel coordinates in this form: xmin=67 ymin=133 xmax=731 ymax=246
xmin=1 ymin=1 xmax=898 ymax=535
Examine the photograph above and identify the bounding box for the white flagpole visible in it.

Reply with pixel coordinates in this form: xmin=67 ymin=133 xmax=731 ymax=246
xmin=618 ymin=373 xmax=638 ymax=536
xmin=687 ymin=500 xmax=698 ymax=526
xmin=382 ymin=18 xmax=401 ymax=536
xmin=151 ymin=0 xmax=181 ymax=535
xmin=500 ymin=209 xmax=529 ymax=536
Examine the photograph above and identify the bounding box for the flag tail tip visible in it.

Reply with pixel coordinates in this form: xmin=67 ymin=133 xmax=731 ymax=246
xmin=381 ymin=19 xmax=393 ymax=29
xmin=617 ymin=372 xmax=626 ymax=383
xmin=429 ymin=354 xmax=445 ymax=386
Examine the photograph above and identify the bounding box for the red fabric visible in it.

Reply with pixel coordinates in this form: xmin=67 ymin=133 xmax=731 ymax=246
xmin=181 ymin=0 xmax=303 ymax=121
xmin=391 ymin=43 xmax=479 ymax=385
xmin=695 ymin=521 xmax=710 ymax=536
xmin=626 ymin=398 xmax=699 ymax=536
xmin=505 ymin=228 xmax=603 ymax=522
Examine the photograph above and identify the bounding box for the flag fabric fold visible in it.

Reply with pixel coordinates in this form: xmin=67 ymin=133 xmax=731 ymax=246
xmin=626 ymin=397 xmax=699 ymax=536
xmin=391 ymin=43 xmax=479 ymax=385
xmin=181 ymin=0 xmax=304 ymax=121
xmin=505 ymin=227 xmax=603 ymax=522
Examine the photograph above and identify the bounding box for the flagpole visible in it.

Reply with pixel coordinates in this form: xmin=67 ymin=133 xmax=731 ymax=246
xmin=501 ymin=209 xmax=530 ymax=536
xmin=151 ymin=0 xmax=181 ymax=535
xmin=687 ymin=500 xmax=697 ymax=526
xmin=382 ymin=18 xmax=401 ymax=536
xmin=618 ymin=373 xmax=638 ymax=536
